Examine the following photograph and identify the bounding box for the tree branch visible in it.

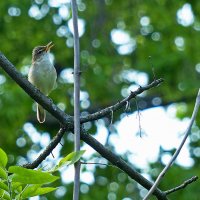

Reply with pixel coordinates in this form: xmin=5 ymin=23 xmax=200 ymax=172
xmin=80 ymin=78 xmax=164 ymax=123
xmin=23 ymin=126 xmax=67 ymax=169
xmin=165 ymin=176 xmax=198 ymax=195
xmin=0 ymin=52 xmax=163 ymax=125
xmin=0 ymin=52 xmax=74 ymax=126
xmin=143 ymin=89 xmax=200 ymax=200
xmin=0 ymin=53 xmax=167 ymax=200
xmin=81 ymin=130 xmax=168 ymax=200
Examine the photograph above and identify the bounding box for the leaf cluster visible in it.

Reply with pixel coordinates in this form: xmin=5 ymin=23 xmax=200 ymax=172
xmin=0 ymin=148 xmax=85 ymax=200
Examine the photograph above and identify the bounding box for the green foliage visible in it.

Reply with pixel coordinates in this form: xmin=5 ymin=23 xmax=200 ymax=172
xmin=53 ymin=150 xmax=85 ymax=172
xmin=8 ymin=166 xmax=59 ymax=184
xmin=0 ymin=148 xmax=58 ymax=199
xmin=0 ymin=148 xmax=8 ymax=168
xmin=20 ymin=185 xmax=56 ymax=199
xmin=0 ymin=148 xmax=85 ymax=199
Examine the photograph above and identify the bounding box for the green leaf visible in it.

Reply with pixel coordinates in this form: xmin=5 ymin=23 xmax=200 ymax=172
xmin=54 ymin=150 xmax=85 ymax=171
xmin=21 ymin=184 xmax=41 ymax=198
xmin=0 ymin=181 xmax=8 ymax=192
xmin=0 ymin=189 xmax=10 ymax=200
xmin=68 ymin=150 xmax=86 ymax=165
xmin=11 ymin=182 xmax=23 ymax=194
xmin=22 ymin=186 xmax=56 ymax=198
xmin=0 ymin=148 xmax=8 ymax=168
xmin=0 ymin=167 xmax=7 ymax=180
xmin=8 ymin=166 xmax=59 ymax=184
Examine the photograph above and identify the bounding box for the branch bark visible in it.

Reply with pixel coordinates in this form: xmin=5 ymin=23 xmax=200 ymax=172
xmin=0 ymin=53 xmax=167 ymax=200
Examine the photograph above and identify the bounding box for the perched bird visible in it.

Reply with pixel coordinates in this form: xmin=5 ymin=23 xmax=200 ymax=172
xmin=28 ymin=42 xmax=57 ymax=123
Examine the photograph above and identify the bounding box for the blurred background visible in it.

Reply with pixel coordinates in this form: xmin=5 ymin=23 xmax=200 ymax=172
xmin=0 ymin=0 xmax=200 ymax=199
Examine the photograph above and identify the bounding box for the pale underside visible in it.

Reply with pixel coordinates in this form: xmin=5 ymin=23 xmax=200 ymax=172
xmin=28 ymin=53 xmax=57 ymax=123
xmin=28 ymin=53 xmax=57 ymax=95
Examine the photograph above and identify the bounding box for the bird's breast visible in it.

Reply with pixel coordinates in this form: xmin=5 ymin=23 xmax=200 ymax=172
xmin=28 ymin=58 xmax=57 ymax=95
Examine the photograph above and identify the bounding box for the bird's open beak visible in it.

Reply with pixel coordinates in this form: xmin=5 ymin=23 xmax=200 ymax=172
xmin=45 ymin=41 xmax=54 ymax=52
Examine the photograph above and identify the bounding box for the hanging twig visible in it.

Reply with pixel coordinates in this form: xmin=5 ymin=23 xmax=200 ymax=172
xmin=81 ymin=78 xmax=164 ymax=123
xmin=125 ymin=100 xmax=131 ymax=112
xmin=110 ymin=109 xmax=114 ymax=125
xmin=135 ymin=98 xmax=142 ymax=137
xmin=71 ymin=0 xmax=81 ymax=200
xmin=143 ymin=89 xmax=200 ymax=200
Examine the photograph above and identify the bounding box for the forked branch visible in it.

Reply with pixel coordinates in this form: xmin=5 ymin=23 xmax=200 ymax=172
xmin=0 ymin=53 xmax=167 ymax=200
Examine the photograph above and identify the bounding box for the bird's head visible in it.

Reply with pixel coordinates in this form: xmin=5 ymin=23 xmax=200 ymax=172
xmin=32 ymin=41 xmax=54 ymax=62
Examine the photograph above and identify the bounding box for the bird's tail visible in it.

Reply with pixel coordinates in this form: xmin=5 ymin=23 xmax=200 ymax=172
xmin=37 ymin=104 xmax=46 ymax=123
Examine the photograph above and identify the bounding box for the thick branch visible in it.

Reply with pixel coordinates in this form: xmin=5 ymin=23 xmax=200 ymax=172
xmin=0 ymin=52 xmax=163 ymax=125
xmin=81 ymin=131 xmax=168 ymax=200
xmin=0 ymin=53 xmax=167 ymax=199
xmin=0 ymin=53 xmax=74 ymax=126
xmin=0 ymin=52 xmax=164 ymax=139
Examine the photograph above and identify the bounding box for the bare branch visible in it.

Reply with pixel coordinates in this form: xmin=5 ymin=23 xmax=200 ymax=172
xmin=165 ymin=176 xmax=198 ymax=195
xmin=23 ymin=127 xmax=67 ymax=169
xmin=0 ymin=53 xmax=163 ymax=125
xmin=143 ymin=89 xmax=200 ymax=200
xmin=81 ymin=130 xmax=168 ymax=200
xmin=0 ymin=53 xmax=167 ymax=199
xmin=81 ymin=78 xmax=164 ymax=123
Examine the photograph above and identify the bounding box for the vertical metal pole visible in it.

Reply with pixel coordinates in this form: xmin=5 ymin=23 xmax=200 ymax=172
xmin=71 ymin=0 xmax=81 ymax=200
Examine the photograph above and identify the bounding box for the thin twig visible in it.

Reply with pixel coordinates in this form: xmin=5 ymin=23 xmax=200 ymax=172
xmin=135 ymin=97 xmax=142 ymax=137
xmin=165 ymin=176 xmax=198 ymax=195
xmin=50 ymin=152 xmax=55 ymax=158
xmin=71 ymin=0 xmax=81 ymax=200
xmin=143 ymin=89 xmax=200 ymax=200
xmin=80 ymin=161 xmax=112 ymax=167
xmin=125 ymin=100 xmax=131 ymax=112
xmin=81 ymin=78 xmax=164 ymax=123
xmin=148 ymin=56 xmax=156 ymax=80
xmin=23 ymin=127 xmax=67 ymax=169
xmin=110 ymin=109 xmax=114 ymax=125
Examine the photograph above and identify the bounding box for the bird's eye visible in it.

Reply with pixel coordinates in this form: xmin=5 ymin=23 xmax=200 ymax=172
xmin=38 ymin=50 xmax=43 ymax=54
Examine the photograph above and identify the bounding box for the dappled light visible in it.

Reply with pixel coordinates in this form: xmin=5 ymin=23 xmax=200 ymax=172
xmin=1 ymin=0 xmax=200 ymax=199
xmin=177 ymin=3 xmax=194 ymax=27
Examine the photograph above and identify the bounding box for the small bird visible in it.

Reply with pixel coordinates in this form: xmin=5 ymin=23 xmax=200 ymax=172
xmin=28 ymin=42 xmax=57 ymax=123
